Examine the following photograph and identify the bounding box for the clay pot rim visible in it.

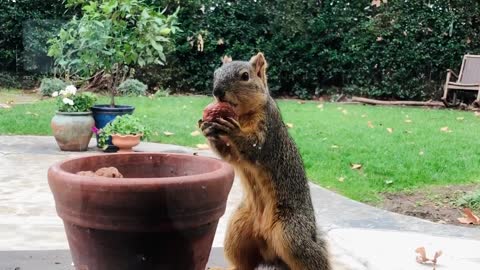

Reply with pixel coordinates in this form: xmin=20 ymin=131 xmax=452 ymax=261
xmin=48 ymin=152 xmax=233 ymax=188
xmin=111 ymin=133 xmax=143 ymax=138
xmin=55 ymin=111 xmax=92 ymax=116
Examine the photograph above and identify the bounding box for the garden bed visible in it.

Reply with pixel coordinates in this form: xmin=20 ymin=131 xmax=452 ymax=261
xmin=379 ymin=184 xmax=480 ymax=227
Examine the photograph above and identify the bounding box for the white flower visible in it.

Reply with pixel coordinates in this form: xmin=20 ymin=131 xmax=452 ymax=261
xmin=51 ymin=91 xmax=59 ymax=97
xmin=59 ymin=90 xmax=66 ymax=96
xmin=63 ymin=98 xmax=74 ymax=106
xmin=65 ymin=85 xmax=77 ymax=95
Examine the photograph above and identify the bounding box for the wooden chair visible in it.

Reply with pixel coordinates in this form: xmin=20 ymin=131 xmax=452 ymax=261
xmin=442 ymin=54 xmax=480 ymax=107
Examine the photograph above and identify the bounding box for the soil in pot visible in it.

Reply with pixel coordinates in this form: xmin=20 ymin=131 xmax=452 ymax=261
xmin=48 ymin=153 xmax=234 ymax=270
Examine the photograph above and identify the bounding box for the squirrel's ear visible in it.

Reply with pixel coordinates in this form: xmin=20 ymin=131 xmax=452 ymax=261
xmin=249 ymin=52 xmax=267 ymax=83
xmin=221 ymin=55 xmax=233 ymax=65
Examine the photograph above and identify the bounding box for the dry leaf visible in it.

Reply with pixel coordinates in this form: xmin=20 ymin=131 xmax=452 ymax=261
xmin=371 ymin=0 xmax=384 ymax=7
xmin=351 ymin=163 xmax=362 ymax=170
xmin=456 ymin=117 xmax=464 ymax=121
xmin=405 ymin=119 xmax=412 ymax=123
xmin=331 ymin=145 xmax=339 ymax=149
xmin=286 ymin=123 xmax=294 ymax=128
xmin=190 ymin=130 xmax=201 ymax=136
xmin=415 ymin=247 xmax=428 ymax=263
xmin=163 ymin=131 xmax=175 ymax=136
xmin=386 ymin=128 xmax=393 ymax=133
xmin=367 ymin=121 xmax=374 ymax=128
xmin=415 ymin=246 xmax=443 ymax=269
xmin=196 ymin=144 xmax=210 ymax=150
xmin=457 ymin=208 xmax=480 ymax=224
xmin=317 ymin=103 xmax=324 ymax=109
xmin=440 ymin=126 xmax=451 ymax=133
xmin=338 ymin=177 xmax=345 ymax=182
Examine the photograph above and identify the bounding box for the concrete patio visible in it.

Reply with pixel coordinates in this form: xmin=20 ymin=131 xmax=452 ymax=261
xmin=0 ymin=135 xmax=479 ymax=270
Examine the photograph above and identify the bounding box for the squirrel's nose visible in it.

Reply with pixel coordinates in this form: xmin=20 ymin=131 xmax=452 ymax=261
xmin=213 ymin=88 xmax=225 ymax=99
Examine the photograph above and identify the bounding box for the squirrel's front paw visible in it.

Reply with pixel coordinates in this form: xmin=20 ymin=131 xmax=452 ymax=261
xmin=200 ymin=117 xmax=241 ymax=139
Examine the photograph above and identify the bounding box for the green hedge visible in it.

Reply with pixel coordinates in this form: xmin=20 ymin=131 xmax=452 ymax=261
xmin=142 ymin=0 xmax=480 ymax=100
xmin=3 ymin=0 xmax=480 ymax=100
xmin=0 ymin=0 xmax=75 ymax=81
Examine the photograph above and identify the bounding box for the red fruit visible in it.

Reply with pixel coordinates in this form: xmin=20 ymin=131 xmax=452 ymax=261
xmin=202 ymin=102 xmax=237 ymax=122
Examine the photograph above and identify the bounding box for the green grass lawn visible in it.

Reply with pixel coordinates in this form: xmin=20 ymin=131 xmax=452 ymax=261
xmin=1 ymin=90 xmax=480 ymax=202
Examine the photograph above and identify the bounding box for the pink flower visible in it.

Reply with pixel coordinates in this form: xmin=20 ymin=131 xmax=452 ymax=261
xmin=91 ymin=126 xmax=100 ymax=134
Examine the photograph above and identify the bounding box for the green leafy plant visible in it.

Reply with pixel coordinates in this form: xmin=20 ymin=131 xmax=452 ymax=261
xmin=52 ymin=85 xmax=97 ymax=112
xmin=456 ymin=190 xmax=480 ymax=210
xmin=40 ymin=78 xmax=66 ymax=96
xmin=118 ymin=79 xmax=148 ymax=96
xmin=48 ymin=0 xmax=180 ymax=106
xmin=97 ymin=114 xmax=150 ymax=148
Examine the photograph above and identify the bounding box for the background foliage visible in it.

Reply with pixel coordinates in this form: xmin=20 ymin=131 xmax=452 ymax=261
xmin=3 ymin=0 xmax=480 ymax=100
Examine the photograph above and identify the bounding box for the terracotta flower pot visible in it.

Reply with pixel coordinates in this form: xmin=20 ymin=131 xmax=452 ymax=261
xmin=48 ymin=153 xmax=234 ymax=270
xmin=51 ymin=111 xmax=94 ymax=151
xmin=111 ymin=133 xmax=142 ymax=152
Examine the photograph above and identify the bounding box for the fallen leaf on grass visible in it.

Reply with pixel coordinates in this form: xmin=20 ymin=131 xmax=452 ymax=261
xmin=457 ymin=208 xmax=480 ymax=225
xmin=419 ymin=151 xmax=424 ymax=155
xmin=404 ymin=119 xmax=412 ymax=123
xmin=331 ymin=145 xmax=339 ymax=149
xmin=415 ymin=247 xmax=442 ymax=270
xmin=361 ymin=114 xmax=367 ymax=118
xmin=297 ymin=101 xmax=306 ymax=104
xmin=456 ymin=117 xmax=464 ymax=121
xmin=163 ymin=131 xmax=175 ymax=136
xmin=196 ymin=144 xmax=210 ymax=150
xmin=440 ymin=126 xmax=452 ymax=133
xmin=367 ymin=121 xmax=374 ymax=128
xmin=286 ymin=123 xmax=294 ymax=128
xmin=317 ymin=103 xmax=324 ymax=109
xmin=342 ymin=109 xmax=348 ymax=115
xmin=190 ymin=130 xmax=201 ymax=136
xmin=338 ymin=177 xmax=345 ymax=182
xmin=385 ymin=179 xmax=394 ymax=185
xmin=350 ymin=163 xmax=362 ymax=170
xmin=386 ymin=128 xmax=393 ymax=133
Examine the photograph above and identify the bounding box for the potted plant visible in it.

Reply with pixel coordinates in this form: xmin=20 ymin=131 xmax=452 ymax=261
xmin=47 ymin=0 xmax=180 ymax=149
xmin=48 ymin=152 xmax=234 ymax=270
xmin=96 ymin=114 xmax=150 ymax=152
xmin=50 ymin=85 xmax=97 ymax=151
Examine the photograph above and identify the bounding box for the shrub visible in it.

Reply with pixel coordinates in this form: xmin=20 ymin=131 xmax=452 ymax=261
xmin=117 ymin=79 xmax=147 ymax=96
xmin=40 ymin=78 xmax=66 ymax=96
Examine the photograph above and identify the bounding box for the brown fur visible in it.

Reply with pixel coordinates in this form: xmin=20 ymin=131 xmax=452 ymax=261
xmin=201 ymin=53 xmax=331 ymax=270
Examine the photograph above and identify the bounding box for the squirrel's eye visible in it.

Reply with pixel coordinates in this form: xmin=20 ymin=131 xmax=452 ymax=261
xmin=241 ymin=72 xmax=249 ymax=81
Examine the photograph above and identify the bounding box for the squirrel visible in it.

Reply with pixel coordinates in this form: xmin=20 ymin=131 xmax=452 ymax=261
xmin=199 ymin=53 xmax=332 ymax=270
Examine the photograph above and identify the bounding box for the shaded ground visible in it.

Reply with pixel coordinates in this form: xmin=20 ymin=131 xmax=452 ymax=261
xmin=379 ymin=184 xmax=480 ymax=227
